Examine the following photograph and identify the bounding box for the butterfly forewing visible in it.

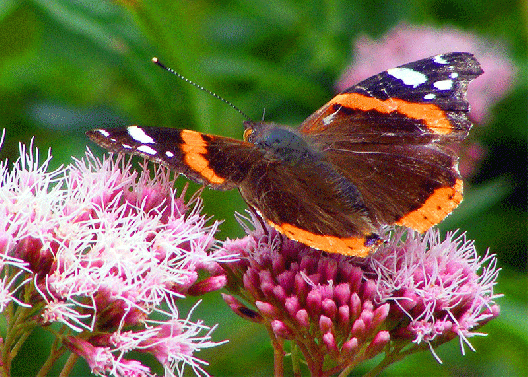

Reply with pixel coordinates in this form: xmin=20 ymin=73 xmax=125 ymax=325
xmin=300 ymin=52 xmax=482 ymax=140
xmin=87 ymin=126 xmax=259 ymax=190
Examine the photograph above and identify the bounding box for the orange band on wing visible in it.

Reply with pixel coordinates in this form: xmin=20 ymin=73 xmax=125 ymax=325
xmin=396 ymin=179 xmax=463 ymax=232
xmin=330 ymin=93 xmax=453 ymax=134
xmin=180 ymin=130 xmax=225 ymax=185
xmin=268 ymin=222 xmax=379 ymax=257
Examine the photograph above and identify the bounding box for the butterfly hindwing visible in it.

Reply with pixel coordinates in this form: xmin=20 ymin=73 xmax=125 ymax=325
xmin=236 ymin=149 xmax=380 ymax=256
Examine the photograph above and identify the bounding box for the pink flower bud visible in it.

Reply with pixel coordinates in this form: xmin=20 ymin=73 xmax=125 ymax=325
xmin=256 ymin=301 xmax=281 ymax=319
xmin=271 ymin=320 xmax=294 ymax=339
xmin=222 ymin=293 xmax=263 ymax=323
xmin=188 ymin=275 xmax=227 ymax=295
xmin=365 ymin=331 xmax=390 ymax=359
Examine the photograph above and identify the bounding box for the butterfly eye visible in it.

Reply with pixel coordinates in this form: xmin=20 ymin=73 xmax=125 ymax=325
xmin=243 ymin=128 xmax=253 ymax=142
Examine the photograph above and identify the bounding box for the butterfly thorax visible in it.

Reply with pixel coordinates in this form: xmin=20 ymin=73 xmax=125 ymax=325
xmin=243 ymin=121 xmax=319 ymax=164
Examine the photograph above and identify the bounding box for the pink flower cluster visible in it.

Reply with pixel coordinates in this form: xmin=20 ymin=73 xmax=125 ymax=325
xmin=0 ymin=134 xmax=234 ymax=376
xmin=221 ymin=215 xmax=500 ymax=376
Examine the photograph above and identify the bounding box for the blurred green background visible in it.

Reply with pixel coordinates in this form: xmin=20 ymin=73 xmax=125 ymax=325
xmin=0 ymin=0 xmax=526 ymax=376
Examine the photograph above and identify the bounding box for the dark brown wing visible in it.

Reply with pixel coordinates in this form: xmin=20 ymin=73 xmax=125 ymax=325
xmin=299 ymin=52 xmax=483 ymax=231
xmin=87 ymin=126 xmax=259 ymax=190
xmin=237 ymin=154 xmax=381 ymax=257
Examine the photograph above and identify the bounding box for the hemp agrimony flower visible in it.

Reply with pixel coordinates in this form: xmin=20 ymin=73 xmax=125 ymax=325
xmin=0 ymin=133 xmax=234 ymax=376
xmin=220 ymin=214 xmax=500 ymax=376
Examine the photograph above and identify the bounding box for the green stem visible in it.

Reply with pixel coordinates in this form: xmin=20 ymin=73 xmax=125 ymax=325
xmin=291 ymin=343 xmax=302 ymax=377
xmin=363 ymin=344 xmax=427 ymax=377
xmin=336 ymin=355 xmax=366 ymax=377
xmin=36 ymin=334 xmax=67 ymax=377
xmin=1 ymin=303 xmax=35 ymax=376
xmin=10 ymin=330 xmax=31 ymax=360
xmin=267 ymin=326 xmax=284 ymax=377
xmin=0 ymin=302 xmax=14 ymax=377
xmin=274 ymin=343 xmax=284 ymax=377
xmin=58 ymin=353 xmax=78 ymax=377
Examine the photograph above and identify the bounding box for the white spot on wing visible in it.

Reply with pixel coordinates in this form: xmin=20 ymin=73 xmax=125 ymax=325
xmin=137 ymin=145 xmax=157 ymax=155
xmin=433 ymin=79 xmax=453 ymax=90
xmin=424 ymin=93 xmax=436 ymax=100
xmin=433 ymin=55 xmax=449 ymax=65
xmin=165 ymin=151 xmax=174 ymax=158
xmin=97 ymin=129 xmax=110 ymax=137
xmin=387 ymin=67 xmax=427 ymax=88
xmin=128 ymin=126 xmax=155 ymax=144
xmin=322 ymin=111 xmax=338 ymax=125
xmin=122 ymin=143 xmax=133 ymax=149
xmin=450 ymin=72 xmax=459 ymax=79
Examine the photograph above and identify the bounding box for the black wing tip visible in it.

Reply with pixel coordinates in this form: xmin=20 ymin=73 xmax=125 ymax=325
xmin=413 ymin=52 xmax=484 ymax=78
xmin=86 ymin=128 xmax=103 ymax=140
xmin=442 ymin=51 xmax=484 ymax=76
xmin=86 ymin=128 xmax=111 ymax=143
xmin=86 ymin=128 xmax=124 ymax=152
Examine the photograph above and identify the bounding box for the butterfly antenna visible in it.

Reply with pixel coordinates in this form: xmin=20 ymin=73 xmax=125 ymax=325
xmin=152 ymin=57 xmax=252 ymax=121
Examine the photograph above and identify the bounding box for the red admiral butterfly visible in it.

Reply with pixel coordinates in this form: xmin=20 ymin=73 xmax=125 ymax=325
xmin=88 ymin=52 xmax=483 ymax=257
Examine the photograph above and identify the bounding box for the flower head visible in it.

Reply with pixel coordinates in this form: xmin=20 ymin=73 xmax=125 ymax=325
xmin=369 ymin=228 xmax=500 ymax=360
xmin=220 ymin=214 xmax=500 ymax=375
xmin=0 ymin=134 xmax=235 ymax=376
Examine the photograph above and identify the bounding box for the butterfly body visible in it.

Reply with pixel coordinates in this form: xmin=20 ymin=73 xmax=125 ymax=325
xmin=88 ymin=52 xmax=483 ymax=257
xmin=245 ymin=123 xmax=317 ymax=164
